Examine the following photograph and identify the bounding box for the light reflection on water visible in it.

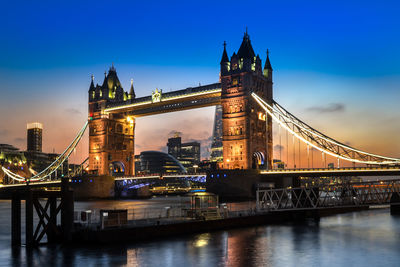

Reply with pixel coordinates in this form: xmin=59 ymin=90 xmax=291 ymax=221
xmin=0 ymin=198 xmax=400 ymax=267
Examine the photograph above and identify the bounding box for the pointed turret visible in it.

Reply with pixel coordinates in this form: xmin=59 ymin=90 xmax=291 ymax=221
xmin=129 ymin=78 xmax=136 ymax=99
xmin=89 ymin=75 xmax=96 ymax=101
xmin=220 ymin=41 xmax=230 ymax=76
xmin=220 ymin=41 xmax=229 ymax=64
xmin=237 ymin=29 xmax=255 ymax=60
xmin=89 ymin=75 xmax=95 ymax=90
xmin=102 ymin=71 xmax=107 ymax=87
xmin=263 ymin=49 xmax=273 ymax=79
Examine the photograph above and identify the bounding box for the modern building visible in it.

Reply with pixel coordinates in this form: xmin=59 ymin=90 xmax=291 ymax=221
xmin=137 ymin=151 xmax=186 ymax=174
xmin=167 ymin=134 xmax=200 ymax=173
xmin=27 ymin=122 xmax=43 ymax=152
xmin=167 ymin=135 xmax=181 ymax=161
xmin=210 ymin=105 xmax=223 ymax=163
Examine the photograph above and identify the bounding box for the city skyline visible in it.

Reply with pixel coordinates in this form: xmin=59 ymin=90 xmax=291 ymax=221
xmin=1 ymin=0 xmax=399 ymax=165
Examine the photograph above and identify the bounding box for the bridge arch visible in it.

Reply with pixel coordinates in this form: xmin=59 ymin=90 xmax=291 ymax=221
xmin=110 ymin=161 xmax=125 ymax=176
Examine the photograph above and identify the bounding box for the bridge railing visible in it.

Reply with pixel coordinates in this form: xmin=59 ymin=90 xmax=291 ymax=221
xmin=256 ymin=180 xmax=400 ymax=211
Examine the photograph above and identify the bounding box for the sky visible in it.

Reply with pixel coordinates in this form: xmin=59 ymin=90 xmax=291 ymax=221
xmin=0 ymin=0 xmax=399 ymax=166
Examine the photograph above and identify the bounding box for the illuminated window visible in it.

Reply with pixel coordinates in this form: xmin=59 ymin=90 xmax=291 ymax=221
xmin=232 ymin=78 xmax=238 ymax=86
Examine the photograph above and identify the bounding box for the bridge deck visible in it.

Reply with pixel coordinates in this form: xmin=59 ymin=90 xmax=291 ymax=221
xmin=260 ymin=167 xmax=400 ymax=177
xmin=105 ymin=83 xmax=221 ymax=117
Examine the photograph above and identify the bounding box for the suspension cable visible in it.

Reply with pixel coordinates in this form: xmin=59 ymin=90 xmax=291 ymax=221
xmin=252 ymin=93 xmax=400 ymax=165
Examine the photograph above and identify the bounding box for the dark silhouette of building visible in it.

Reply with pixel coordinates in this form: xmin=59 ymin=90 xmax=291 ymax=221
xmin=220 ymin=30 xmax=273 ymax=169
xmin=27 ymin=122 xmax=42 ymax=152
xmin=167 ymin=134 xmax=200 ymax=173
xmin=167 ymin=135 xmax=181 ymax=161
xmin=210 ymin=105 xmax=223 ymax=162
xmin=138 ymin=151 xmax=186 ymax=174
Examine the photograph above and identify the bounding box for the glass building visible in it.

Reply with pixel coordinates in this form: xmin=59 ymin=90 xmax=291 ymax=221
xmin=167 ymin=135 xmax=200 ymax=173
xmin=138 ymin=151 xmax=186 ymax=174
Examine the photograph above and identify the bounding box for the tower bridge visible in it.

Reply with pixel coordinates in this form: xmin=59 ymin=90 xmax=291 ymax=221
xmin=2 ymin=31 xmax=399 ymax=186
xmin=88 ymin=31 xmax=274 ymax=176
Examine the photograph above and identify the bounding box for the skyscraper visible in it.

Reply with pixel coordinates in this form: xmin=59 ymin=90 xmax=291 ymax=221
xmin=210 ymin=105 xmax=223 ymax=162
xmin=166 ymin=134 xmax=200 ymax=173
xmin=27 ymin=122 xmax=43 ymax=152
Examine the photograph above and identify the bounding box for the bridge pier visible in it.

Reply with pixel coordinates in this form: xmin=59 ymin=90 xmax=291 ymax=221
xmin=11 ymin=193 xmax=21 ymax=246
xmin=390 ymin=193 xmax=400 ymax=215
xmin=25 ymin=189 xmax=33 ymax=247
xmin=7 ymin=179 xmax=74 ymax=247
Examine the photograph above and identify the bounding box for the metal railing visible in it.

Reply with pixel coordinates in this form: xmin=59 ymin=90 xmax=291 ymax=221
xmin=256 ymin=180 xmax=400 ymax=211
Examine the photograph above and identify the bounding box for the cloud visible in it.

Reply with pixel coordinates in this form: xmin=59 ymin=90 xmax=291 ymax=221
xmin=0 ymin=129 xmax=8 ymax=136
xmin=65 ymin=108 xmax=82 ymax=115
xmin=14 ymin=137 xmax=24 ymax=143
xmin=306 ymin=103 xmax=345 ymax=113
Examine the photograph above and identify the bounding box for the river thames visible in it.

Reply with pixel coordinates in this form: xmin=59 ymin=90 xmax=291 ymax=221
xmin=0 ymin=198 xmax=399 ymax=267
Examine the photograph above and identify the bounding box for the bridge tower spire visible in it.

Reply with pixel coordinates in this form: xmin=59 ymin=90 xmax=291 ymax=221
xmin=220 ymin=32 xmax=273 ymax=170
xmin=220 ymin=41 xmax=230 ymax=77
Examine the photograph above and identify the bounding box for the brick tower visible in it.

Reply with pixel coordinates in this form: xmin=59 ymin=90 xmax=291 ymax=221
xmin=220 ymin=32 xmax=273 ymax=170
xmin=88 ymin=65 xmax=136 ymax=176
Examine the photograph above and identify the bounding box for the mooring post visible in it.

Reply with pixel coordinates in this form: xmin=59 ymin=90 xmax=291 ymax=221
xmin=25 ymin=189 xmax=34 ymax=247
xmin=48 ymin=196 xmax=57 ymax=243
xmin=61 ymin=178 xmax=74 ymax=242
xmin=11 ymin=192 xmax=21 ymax=246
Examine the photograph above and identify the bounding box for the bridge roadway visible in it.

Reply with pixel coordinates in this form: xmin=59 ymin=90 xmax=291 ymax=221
xmin=104 ymin=83 xmax=221 ymax=116
xmin=260 ymin=166 xmax=400 ymax=178
xmin=115 ymin=174 xmax=206 ymax=181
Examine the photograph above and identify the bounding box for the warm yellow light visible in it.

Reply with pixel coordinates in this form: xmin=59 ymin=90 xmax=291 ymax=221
xmin=226 ymin=159 xmax=230 ymax=162
xmin=126 ymin=116 xmax=134 ymax=124
xmin=95 ymin=156 xmax=99 ymax=161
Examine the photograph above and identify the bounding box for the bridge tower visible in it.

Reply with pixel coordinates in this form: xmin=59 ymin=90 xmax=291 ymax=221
xmin=220 ymin=32 xmax=273 ymax=170
xmin=88 ymin=65 xmax=136 ymax=176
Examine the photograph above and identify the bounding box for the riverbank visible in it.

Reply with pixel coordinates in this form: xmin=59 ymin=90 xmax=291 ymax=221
xmin=72 ymin=206 xmax=369 ymax=244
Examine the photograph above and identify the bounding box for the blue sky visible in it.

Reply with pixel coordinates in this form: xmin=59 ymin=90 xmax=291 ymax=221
xmin=0 ymin=0 xmax=399 ymax=164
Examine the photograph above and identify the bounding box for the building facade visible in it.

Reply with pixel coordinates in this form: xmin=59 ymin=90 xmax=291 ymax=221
xmin=220 ymin=32 xmax=273 ymax=169
xmin=167 ymin=135 xmax=200 ymax=172
xmin=27 ymin=122 xmax=42 ymax=152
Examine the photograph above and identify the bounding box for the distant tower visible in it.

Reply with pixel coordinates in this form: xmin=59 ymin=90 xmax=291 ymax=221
xmin=210 ymin=105 xmax=223 ymax=162
xmin=27 ymin=122 xmax=43 ymax=152
xmin=220 ymin=31 xmax=273 ymax=170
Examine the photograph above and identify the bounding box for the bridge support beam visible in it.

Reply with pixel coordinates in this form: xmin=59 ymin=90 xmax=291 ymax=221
xmin=25 ymin=190 xmax=34 ymax=247
xmin=390 ymin=193 xmax=400 ymax=215
xmin=11 ymin=193 xmax=21 ymax=246
xmin=61 ymin=178 xmax=74 ymax=242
